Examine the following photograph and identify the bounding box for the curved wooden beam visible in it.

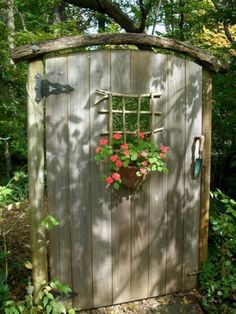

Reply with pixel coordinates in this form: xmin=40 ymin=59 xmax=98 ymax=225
xmin=11 ymin=33 xmax=228 ymax=72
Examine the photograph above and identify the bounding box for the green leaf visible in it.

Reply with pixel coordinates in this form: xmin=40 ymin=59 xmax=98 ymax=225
xmin=49 ymin=281 xmax=57 ymax=289
xmin=46 ymin=292 xmax=54 ymax=300
xmin=230 ymin=199 xmax=236 ymax=206
xmin=18 ymin=304 xmax=25 ymax=313
xmin=148 ymin=157 xmax=157 ymax=164
xmin=94 ymin=155 xmax=101 ymax=161
xmin=113 ymin=182 xmax=120 ymax=190
xmin=131 ymin=153 xmax=138 ymax=160
xmin=4 ymin=301 xmax=16 ymax=307
xmin=58 ymin=303 xmax=66 ymax=314
xmin=123 ymin=161 xmax=129 ymax=167
xmin=46 ymin=304 xmax=53 ymax=314
xmin=68 ymin=309 xmax=76 ymax=314
xmin=231 ymin=283 xmax=236 ymax=290
xmin=40 ymin=215 xmax=60 ymax=231
xmin=43 ymin=296 xmax=49 ymax=308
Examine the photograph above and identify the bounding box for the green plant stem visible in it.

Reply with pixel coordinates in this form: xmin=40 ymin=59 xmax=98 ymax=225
xmin=3 ymin=233 xmax=8 ymax=282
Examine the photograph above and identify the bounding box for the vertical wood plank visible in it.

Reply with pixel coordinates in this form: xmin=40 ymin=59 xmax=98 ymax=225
xmin=67 ymin=52 xmax=93 ymax=308
xmin=90 ymin=50 xmax=112 ymax=307
xmin=45 ymin=57 xmax=72 ymax=287
xmin=112 ymin=188 xmax=132 ymax=303
xmin=122 ymin=97 xmax=127 ymax=143
xmin=111 ymin=50 xmax=132 ymax=304
xmin=130 ymin=51 xmax=150 ymax=300
xmin=148 ymin=53 xmax=168 ymax=297
xmin=182 ymin=61 xmax=202 ymax=290
xmin=108 ymin=93 xmax=113 ymax=144
xmin=199 ymin=70 xmax=212 ymax=262
xmin=165 ymin=56 xmax=186 ymax=294
xmin=27 ymin=60 xmax=48 ymax=296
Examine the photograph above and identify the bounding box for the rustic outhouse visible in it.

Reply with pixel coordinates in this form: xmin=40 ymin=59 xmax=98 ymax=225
xmin=12 ymin=33 xmax=227 ymax=310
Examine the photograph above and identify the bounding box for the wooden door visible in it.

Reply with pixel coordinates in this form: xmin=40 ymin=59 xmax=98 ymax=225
xmin=44 ymin=50 xmax=202 ymax=309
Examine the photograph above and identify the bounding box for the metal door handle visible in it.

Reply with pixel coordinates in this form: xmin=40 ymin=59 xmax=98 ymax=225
xmin=192 ymin=135 xmax=205 ymax=178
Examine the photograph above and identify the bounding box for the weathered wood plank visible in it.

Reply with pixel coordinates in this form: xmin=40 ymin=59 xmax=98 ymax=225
xmin=130 ymin=51 xmax=150 ymax=300
xmin=111 ymin=50 xmax=132 ymax=304
xmin=11 ymin=33 xmax=228 ymax=73
xmin=131 ymin=189 xmax=150 ymax=300
xmin=148 ymin=53 xmax=168 ymax=297
xmin=112 ymin=188 xmax=132 ymax=303
xmin=45 ymin=56 xmax=72 ymax=287
xmin=90 ymin=50 xmax=112 ymax=307
xmin=27 ymin=60 xmax=48 ymax=296
xmin=67 ymin=52 xmax=92 ymax=308
xmin=182 ymin=61 xmax=202 ymax=290
xmin=165 ymin=56 xmax=186 ymax=294
xmin=199 ymin=70 xmax=212 ymax=262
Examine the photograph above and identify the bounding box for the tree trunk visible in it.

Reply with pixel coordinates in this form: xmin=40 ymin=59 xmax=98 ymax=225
xmin=53 ymin=0 xmax=66 ymax=23
xmin=5 ymin=140 xmax=12 ymax=178
xmin=0 ymin=137 xmax=12 ymax=178
xmin=7 ymin=0 xmax=15 ymax=50
xmin=178 ymin=0 xmax=185 ymax=41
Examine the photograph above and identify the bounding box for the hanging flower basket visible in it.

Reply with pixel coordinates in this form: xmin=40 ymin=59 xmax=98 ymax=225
xmin=118 ymin=166 xmax=147 ymax=189
xmin=95 ymin=132 xmax=169 ymax=190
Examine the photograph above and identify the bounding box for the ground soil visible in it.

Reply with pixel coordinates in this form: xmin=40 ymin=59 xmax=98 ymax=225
xmin=0 ymin=201 xmax=31 ymax=300
xmin=80 ymin=292 xmax=203 ymax=313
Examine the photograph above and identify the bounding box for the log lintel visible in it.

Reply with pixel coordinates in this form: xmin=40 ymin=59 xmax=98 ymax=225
xmin=11 ymin=33 xmax=228 ymax=73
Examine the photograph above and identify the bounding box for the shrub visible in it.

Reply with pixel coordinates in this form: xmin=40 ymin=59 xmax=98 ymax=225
xmin=199 ymin=189 xmax=236 ymax=313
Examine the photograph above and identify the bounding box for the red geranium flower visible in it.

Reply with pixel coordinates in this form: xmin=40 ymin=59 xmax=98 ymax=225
xmin=95 ymin=146 xmax=101 ymax=153
xmin=106 ymin=176 xmax=113 ymax=184
xmin=160 ymin=145 xmax=168 ymax=153
xmin=99 ymin=138 xmax=108 ymax=146
xmin=110 ymin=155 xmax=118 ymax=162
xmin=160 ymin=153 xmax=166 ymax=159
xmin=123 ymin=150 xmax=130 ymax=156
xmin=142 ymin=161 xmax=148 ymax=166
xmin=115 ymin=160 xmax=123 ymax=168
xmin=139 ymin=132 xmax=145 ymax=139
xmin=113 ymin=133 xmax=122 ymax=140
xmin=112 ymin=173 xmax=121 ymax=181
xmin=121 ymin=143 xmax=128 ymax=150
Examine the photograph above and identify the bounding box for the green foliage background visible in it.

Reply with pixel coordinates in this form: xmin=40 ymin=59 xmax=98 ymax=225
xmin=0 ymin=0 xmax=235 ymax=312
xmin=200 ymin=190 xmax=236 ymax=312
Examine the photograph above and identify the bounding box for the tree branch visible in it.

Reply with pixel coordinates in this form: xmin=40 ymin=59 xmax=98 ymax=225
xmin=210 ymin=0 xmax=235 ymax=44
xmin=223 ymin=22 xmax=235 ymax=43
xmin=63 ymin=0 xmax=140 ymax=32
xmin=138 ymin=0 xmax=148 ymax=32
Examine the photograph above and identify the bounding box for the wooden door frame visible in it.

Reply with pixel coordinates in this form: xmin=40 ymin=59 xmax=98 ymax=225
xmin=27 ymin=51 xmax=213 ymax=300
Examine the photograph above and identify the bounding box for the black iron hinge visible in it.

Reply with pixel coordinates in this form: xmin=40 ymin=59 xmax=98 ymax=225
xmin=35 ymin=73 xmax=74 ymax=103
